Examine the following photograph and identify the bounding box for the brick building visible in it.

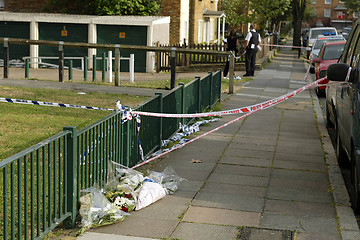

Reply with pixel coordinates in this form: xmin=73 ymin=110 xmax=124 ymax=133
xmin=0 ymin=0 xmax=49 ymax=12
xmin=1 ymin=0 xmax=226 ymax=45
xmin=159 ymin=0 xmax=225 ymax=44
xmin=309 ymin=0 xmax=355 ymax=30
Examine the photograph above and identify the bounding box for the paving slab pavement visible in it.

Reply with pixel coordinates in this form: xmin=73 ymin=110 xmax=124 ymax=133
xmin=1 ymin=40 xmax=360 ymax=240
xmin=75 ymin=44 xmax=360 ymax=239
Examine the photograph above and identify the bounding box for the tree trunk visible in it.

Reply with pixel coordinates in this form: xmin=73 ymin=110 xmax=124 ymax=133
xmin=292 ymin=0 xmax=306 ymax=48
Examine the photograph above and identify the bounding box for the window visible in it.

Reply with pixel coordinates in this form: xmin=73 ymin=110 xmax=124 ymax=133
xmin=324 ymin=9 xmax=331 ymax=17
xmin=0 ymin=0 xmax=4 ymax=9
xmin=311 ymin=0 xmax=317 ymax=4
xmin=354 ymin=12 xmax=360 ymax=18
xmin=344 ymin=25 xmax=360 ymax=65
xmin=325 ymin=0 xmax=331 ymax=4
xmin=198 ymin=20 xmax=203 ymax=43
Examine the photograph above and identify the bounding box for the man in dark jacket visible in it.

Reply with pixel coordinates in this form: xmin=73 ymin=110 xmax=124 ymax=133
xmin=243 ymin=25 xmax=261 ymax=77
xmin=223 ymin=29 xmax=239 ymax=77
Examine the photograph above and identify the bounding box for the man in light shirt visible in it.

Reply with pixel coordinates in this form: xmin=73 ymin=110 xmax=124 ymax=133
xmin=243 ymin=25 xmax=261 ymax=77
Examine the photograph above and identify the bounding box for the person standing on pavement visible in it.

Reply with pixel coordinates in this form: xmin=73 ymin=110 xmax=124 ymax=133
xmin=223 ymin=29 xmax=239 ymax=78
xmin=243 ymin=25 xmax=261 ymax=77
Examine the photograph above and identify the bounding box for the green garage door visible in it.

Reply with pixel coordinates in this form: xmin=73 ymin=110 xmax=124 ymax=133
xmin=97 ymin=25 xmax=147 ymax=72
xmin=39 ymin=23 xmax=87 ymax=68
xmin=0 ymin=21 xmax=30 ymax=63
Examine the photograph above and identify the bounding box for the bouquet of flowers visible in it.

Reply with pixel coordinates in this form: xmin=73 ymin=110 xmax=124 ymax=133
xmin=79 ymin=187 xmax=129 ymax=230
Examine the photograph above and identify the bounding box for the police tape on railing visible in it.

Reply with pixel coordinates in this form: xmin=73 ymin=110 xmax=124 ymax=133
xmin=1 ymin=78 xmax=325 ymax=119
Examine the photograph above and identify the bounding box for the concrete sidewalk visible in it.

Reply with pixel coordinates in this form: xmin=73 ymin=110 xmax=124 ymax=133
xmin=1 ymin=42 xmax=360 ymax=239
xmin=73 ymin=46 xmax=359 ymax=239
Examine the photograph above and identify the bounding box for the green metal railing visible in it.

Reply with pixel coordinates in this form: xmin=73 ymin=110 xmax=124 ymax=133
xmin=0 ymin=70 xmax=221 ymax=239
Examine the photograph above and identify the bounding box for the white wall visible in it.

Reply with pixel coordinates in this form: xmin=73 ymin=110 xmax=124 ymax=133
xmin=180 ymin=0 xmax=190 ymax=44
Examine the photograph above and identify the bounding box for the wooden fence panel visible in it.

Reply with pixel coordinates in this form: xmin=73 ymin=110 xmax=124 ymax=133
xmin=154 ymin=36 xmax=277 ymax=72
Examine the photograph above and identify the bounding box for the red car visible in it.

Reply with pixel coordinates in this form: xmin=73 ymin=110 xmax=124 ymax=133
xmin=313 ymin=41 xmax=346 ymax=97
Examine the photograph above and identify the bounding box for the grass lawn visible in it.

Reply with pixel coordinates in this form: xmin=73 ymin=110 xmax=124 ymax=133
xmin=0 ymin=85 xmax=148 ymax=161
xmin=0 ymin=74 xmax=251 ymax=161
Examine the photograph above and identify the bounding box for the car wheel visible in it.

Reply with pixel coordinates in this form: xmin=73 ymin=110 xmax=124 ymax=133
xmin=336 ymin=123 xmax=349 ymax=167
xmin=351 ymin=148 xmax=360 ymax=213
xmin=316 ymin=88 xmax=325 ymax=98
xmin=310 ymin=66 xmax=315 ymax=74
xmin=326 ymin=104 xmax=334 ymax=128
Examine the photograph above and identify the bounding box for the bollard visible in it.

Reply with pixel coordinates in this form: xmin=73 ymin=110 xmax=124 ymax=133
xmin=102 ymin=52 xmax=106 ymax=82
xmin=59 ymin=42 xmax=64 ymax=82
xmin=84 ymin=56 xmax=88 ymax=82
xmin=3 ymin=38 xmax=9 ymax=78
xmin=130 ymin=54 xmax=134 ymax=83
xmin=92 ymin=55 xmax=96 ymax=82
xmin=228 ymin=54 xmax=234 ymax=94
xmin=69 ymin=60 xmax=73 ymax=81
xmin=25 ymin=58 xmax=29 ymax=79
xmin=108 ymin=51 xmax=113 ymax=83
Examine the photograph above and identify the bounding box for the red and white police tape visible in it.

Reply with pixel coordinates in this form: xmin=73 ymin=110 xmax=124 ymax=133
xmin=132 ymin=76 xmax=325 ymax=169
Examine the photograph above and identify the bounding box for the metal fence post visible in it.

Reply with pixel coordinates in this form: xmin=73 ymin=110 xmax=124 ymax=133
xmin=196 ymin=76 xmax=201 ymax=112
xmin=63 ymin=126 xmax=77 ymax=228
xmin=115 ymin=45 xmax=120 ymax=86
xmin=92 ymin=54 xmax=96 ymax=82
xmin=155 ymin=93 xmax=163 ymax=150
xmin=3 ymin=38 xmax=9 ymax=78
xmin=208 ymin=72 xmax=213 ymax=106
xmin=179 ymin=83 xmax=185 ymax=125
xmin=170 ymin=48 xmax=176 ymax=89
xmin=69 ymin=60 xmax=73 ymax=81
xmin=25 ymin=58 xmax=29 ymax=79
xmin=84 ymin=56 xmax=88 ymax=82
xmin=59 ymin=41 xmax=64 ymax=82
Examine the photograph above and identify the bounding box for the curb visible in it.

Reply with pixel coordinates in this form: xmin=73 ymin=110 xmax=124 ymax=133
xmin=310 ymin=75 xmax=360 ymax=239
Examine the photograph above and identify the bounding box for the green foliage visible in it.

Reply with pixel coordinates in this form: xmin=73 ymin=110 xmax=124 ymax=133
xmin=92 ymin=0 xmax=161 ymax=16
xmin=342 ymin=0 xmax=360 ymax=13
xmin=220 ymin=0 xmax=251 ymax=29
xmin=43 ymin=0 xmax=161 ymax=16
xmin=221 ymin=0 xmax=291 ymax=33
xmin=251 ymin=0 xmax=291 ymax=30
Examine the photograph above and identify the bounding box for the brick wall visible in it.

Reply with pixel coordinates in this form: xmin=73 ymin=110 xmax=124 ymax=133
xmin=309 ymin=0 xmax=354 ymax=26
xmin=159 ymin=0 xmax=181 ymax=44
xmin=5 ymin=0 xmax=49 ymax=12
xmin=193 ymin=0 xmax=217 ymax=43
xmin=160 ymin=0 xmax=219 ymax=44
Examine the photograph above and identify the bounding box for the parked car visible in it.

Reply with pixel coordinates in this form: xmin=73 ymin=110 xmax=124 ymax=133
xmin=306 ymin=27 xmax=338 ymax=59
xmin=342 ymin=27 xmax=352 ymax=40
xmin=313 ymin=41 xmax=346 ymax=97
xmin=309 ymin=34 xmax=345 ymax=73
xmin=325 ymin=19 xmax=360 ymax=212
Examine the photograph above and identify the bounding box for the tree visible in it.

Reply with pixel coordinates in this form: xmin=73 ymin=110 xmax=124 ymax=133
xmin=220 ymin=0 xmax=251 ymax=31
xmin=342 ymin=0 xmax=360 ymax=13
xmin=292 ymin=0 xmax=306 ymax=47
xmin=44 ymin=0 xmax=161 ymax=16
xmin=91 ymin=0 xmax=161 ymax=16
xmin=251 ymin=0 xmax=291 ymax=32
xmin=221 ymin=0 xmax=291 ymax=34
